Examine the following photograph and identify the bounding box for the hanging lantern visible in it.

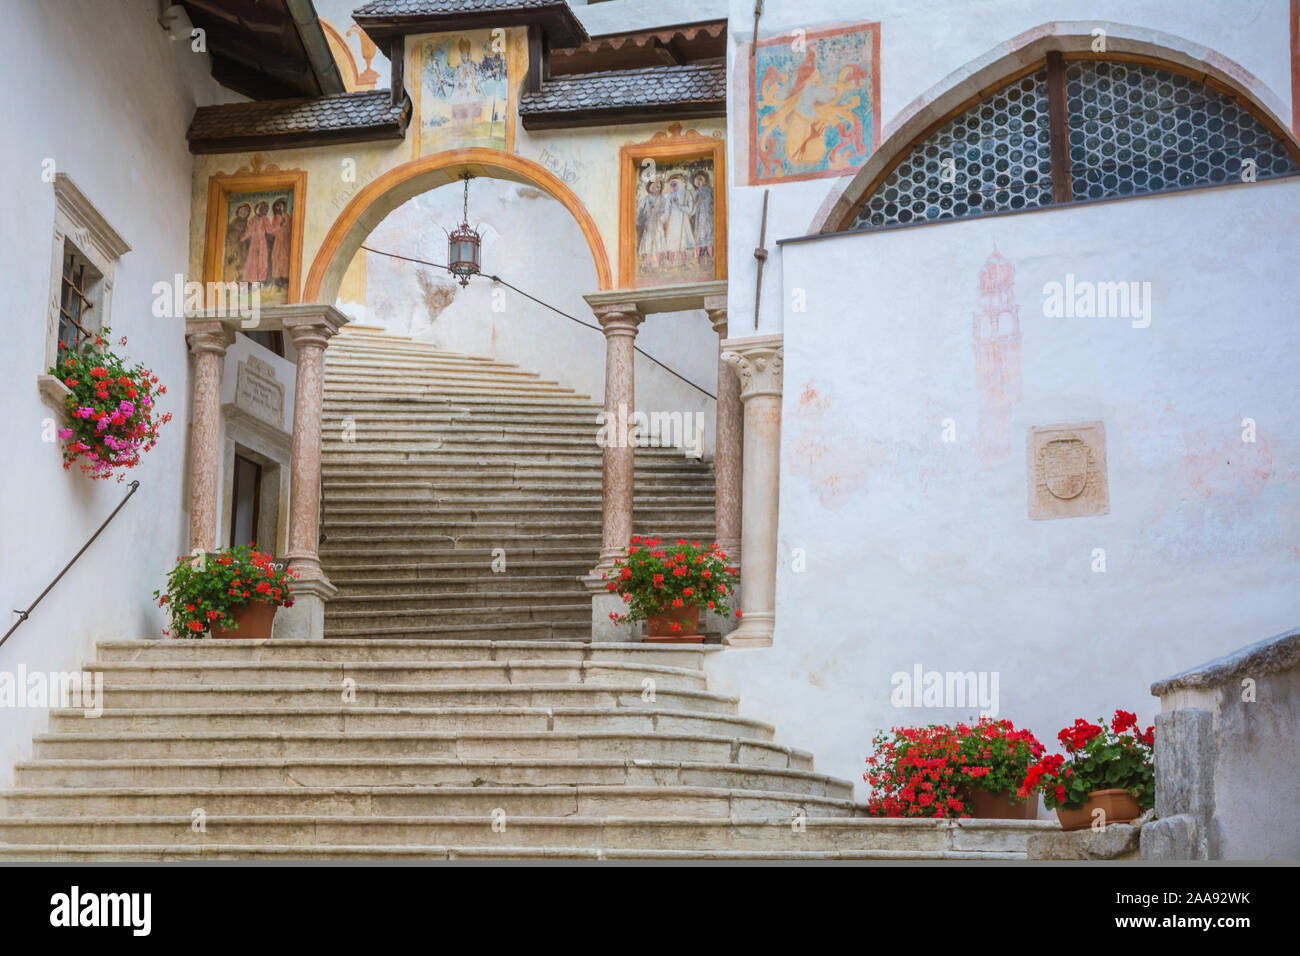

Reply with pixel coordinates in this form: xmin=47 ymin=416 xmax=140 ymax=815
xmin=447 ymin=173 xmax=481 ymax=287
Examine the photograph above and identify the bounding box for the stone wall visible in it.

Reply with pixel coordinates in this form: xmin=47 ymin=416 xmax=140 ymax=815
xmin=1142 ymin=628 xmax=1300 ymax=861
xmin=704 ymin=176 xmax=1300 ymax=801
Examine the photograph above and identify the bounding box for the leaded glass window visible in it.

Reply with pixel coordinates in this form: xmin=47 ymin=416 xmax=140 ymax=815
xmin=849 ymin=56 xmax=1299 ymax=231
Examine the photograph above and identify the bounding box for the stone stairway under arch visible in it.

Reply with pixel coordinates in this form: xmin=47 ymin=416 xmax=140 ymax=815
xmin=0 ymin=327 xmax=1051 ymax=860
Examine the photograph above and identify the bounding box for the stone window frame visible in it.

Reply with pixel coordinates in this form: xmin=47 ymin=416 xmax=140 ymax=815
xmin=38 ymin=173 xmax=131 ymax=413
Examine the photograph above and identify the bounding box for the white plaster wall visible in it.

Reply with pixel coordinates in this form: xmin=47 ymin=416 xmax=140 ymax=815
xmin=0 ymin=0 xmax=231 ymax=785
xmin=705 ymin=176 xmax=1300 ymax=800
xmin=725 ymin=0 xmax=1297 ymax=332
xmin=342 ymin=179 xmax=720 ymax=457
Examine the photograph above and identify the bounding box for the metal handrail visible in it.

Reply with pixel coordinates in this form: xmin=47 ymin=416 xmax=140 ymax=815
xmin=0 ymin=480 xmax=140 ymax=650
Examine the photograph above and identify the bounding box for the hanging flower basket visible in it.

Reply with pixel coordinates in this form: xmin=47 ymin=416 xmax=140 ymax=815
xmin=49 ymin=328 xmax=170 ymax=481
xmin=604 ymin=537 xmax=739 ymax=642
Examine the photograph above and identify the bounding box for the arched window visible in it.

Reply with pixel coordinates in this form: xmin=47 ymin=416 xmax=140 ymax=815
xmin=850 ymin=54 xmax=1300 ymax=230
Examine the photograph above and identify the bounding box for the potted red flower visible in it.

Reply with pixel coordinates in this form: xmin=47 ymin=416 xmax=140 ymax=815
xmin=154 ymin=544 xmax=296 ymax=639
xmin=864 ymin=717 xmax=1044 ymax=819
xmin=1019 ymin=709 xmax=1155 ymax=830
xmin=604 ymin=537 xmax=739 ymax=642
xmin=50 ymin=328 xmax=171 ymax=481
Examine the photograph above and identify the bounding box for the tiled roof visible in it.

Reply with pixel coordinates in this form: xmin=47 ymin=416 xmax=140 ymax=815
xmin=188 ymin=90 xmax=409 ymax=153
xmin=352 ymin=0 xmax=587 ymax=47
xmin=519 ymin=63 xmax=726 ymax=123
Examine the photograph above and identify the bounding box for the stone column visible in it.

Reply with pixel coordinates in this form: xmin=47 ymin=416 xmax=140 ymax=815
xmin=705 ymin=295 xmax=742 ymax=565
xmin=720 ymin=334 xmax=784 ymax=648
xmin=185 ymin=321 xmax=236 ymax=554
xmin=276 ymin=305 xmax=346 ymax=639
xmin=584 ymin=303 xmax=643 ymax=642
xmin=589 ymin=303 xmax=645 ymax=579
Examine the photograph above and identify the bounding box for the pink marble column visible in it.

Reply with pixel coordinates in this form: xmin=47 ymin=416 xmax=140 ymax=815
xmin=185 ymin=321 xmax=235 ymax=554
xmin=720 ymin=334 xmax=784 ymax=648
xmin=705 ymin=295 xmax=742 ymax=565
xmin=589 ymin=303 xmax=645 ymax=579
xmin=282 ymin=310 xmax=343 ymax=580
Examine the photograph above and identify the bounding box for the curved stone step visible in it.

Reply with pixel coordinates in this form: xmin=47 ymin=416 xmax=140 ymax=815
xmin=32 ymin=730 xmax=805 ymax=767
xmin=87 ymin=683 xmax=739 ymax=714
xmin=46 ymin=706 xmax=775 ymax=739
xmin=0 ymin=785 xmax=859 ymax=818
xmin=93 ymin=640 xmax=709 ymax=666
xmin=14 ymin=758 xmax=850 ymax=797
xmin=83 ymin=659 xmax=707 ymax=690
xmin=0 ymin=816 xmax=1049 ymax=854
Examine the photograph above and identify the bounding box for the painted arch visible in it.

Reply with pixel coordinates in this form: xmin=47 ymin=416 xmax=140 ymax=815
xmin=303 ymin=148 xmax=614 ymax=304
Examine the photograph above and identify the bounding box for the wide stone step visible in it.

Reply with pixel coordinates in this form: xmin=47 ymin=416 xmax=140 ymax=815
xmin=321 ymin=451 xmax=698 ymax=467
xmin=32 ymin=730 xmax=801 ymax=766
xmin=47 ymin=706 xmax=774 ymax=739
xmin=322 ymin=605 xmax=593 ymax=627
xmin=0 ymin=785 xmax=858 ymax=818
xmin=323 ymin=620 xmax=593 ymax=641
xmin=325 ymin=578 xmax=581 ymax=596
xmin=13 ymin=759 xmax=850 ymax=797
xmin=325 ymin=502 xmax=714 ymax=518
xmin=0 ymin=817 xmax=1047 ymax=856
xmin=325 ymin=594 xmax=590 ymax=615
xmin=93 ymin=640 xmax=712 ymax=666
xmin=322 ymin=560 xmax=589 ymax=579
xmin=83 ymin=660 xmax=706 ymax=690
xmin=84 ymin=683 xmax=737 ymax=713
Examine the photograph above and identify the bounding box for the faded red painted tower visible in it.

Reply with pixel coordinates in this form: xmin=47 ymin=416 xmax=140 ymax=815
xmin=972 ymin=247 xmax=1023 ymax=465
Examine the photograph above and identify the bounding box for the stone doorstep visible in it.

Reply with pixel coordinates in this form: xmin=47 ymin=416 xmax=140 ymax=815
xmin=1026 ymin=811 xmax=1154 ymax=860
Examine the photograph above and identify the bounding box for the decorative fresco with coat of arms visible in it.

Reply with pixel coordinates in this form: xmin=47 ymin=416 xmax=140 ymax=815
xmin=750 ymin=22 xmax=881 ymax=185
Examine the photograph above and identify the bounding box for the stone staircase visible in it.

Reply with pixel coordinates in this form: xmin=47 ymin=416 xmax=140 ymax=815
xmin=319 ymin=325 xmax=717 ymax=641
xmin=0 ymin=638 xmax=1049 ymax=859
xmin=0 ymin=326 xmax=1051 ymax=859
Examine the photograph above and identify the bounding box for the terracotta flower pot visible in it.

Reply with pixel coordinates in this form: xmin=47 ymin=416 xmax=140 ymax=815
xmin=210 ymin=600 xmax=277 ymax=640
xmin=961 ymin=787 xmax=1037 ymax=820
xmin=1055 ymin=788 xmax=1141 ymax=831
xmin=644 ymin=604 xmax=702 ymax=643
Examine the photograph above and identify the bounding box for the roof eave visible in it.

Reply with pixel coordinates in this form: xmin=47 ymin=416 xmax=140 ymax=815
xmin=519 ymin=100 xmax=725 ymax=131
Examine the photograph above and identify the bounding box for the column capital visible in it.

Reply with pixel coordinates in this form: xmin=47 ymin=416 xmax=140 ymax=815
xmin=185 ymin=321 xmax=236 ymax=356
xmin=276 ymin=304 xmax=348 ymax=351
xmin=721 ymin=333 xmax=784 ymax=401
xmin=592 ymin=302 xmax=644 ymax=337
xmin=704 ymin=294 xmax=728 ymax=337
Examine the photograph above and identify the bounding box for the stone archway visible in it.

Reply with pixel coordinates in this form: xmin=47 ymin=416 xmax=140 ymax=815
xmin=303 ymin=147 xmax=613 ymax=303
xmin=807 ymin=21 xmax=1300 ymax=235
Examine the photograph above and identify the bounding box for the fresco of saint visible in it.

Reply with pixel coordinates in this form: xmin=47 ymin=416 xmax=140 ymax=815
xmin=632 ymin=159 xmax=716 ymax=287
xmin=221 ymin=188 xmax=294 ymax=304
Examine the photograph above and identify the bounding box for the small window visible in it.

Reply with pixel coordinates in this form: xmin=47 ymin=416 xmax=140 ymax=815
xmin=57 ymin=242 xmax=102 ymax=358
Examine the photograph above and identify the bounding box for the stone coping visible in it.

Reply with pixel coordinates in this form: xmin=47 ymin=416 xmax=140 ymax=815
xmin=584 ymin=281 xmax=726 ymax=316
xmin=1150 ymin=627 xmax=1300 ymax=696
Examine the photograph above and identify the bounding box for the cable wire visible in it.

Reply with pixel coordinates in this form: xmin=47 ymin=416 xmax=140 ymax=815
xmin=358 ymin=244 xmax=717 ymax=400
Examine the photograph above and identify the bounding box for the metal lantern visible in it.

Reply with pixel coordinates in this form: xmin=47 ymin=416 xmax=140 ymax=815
xmin=447 ymin=174 xmax=481 ymax=287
